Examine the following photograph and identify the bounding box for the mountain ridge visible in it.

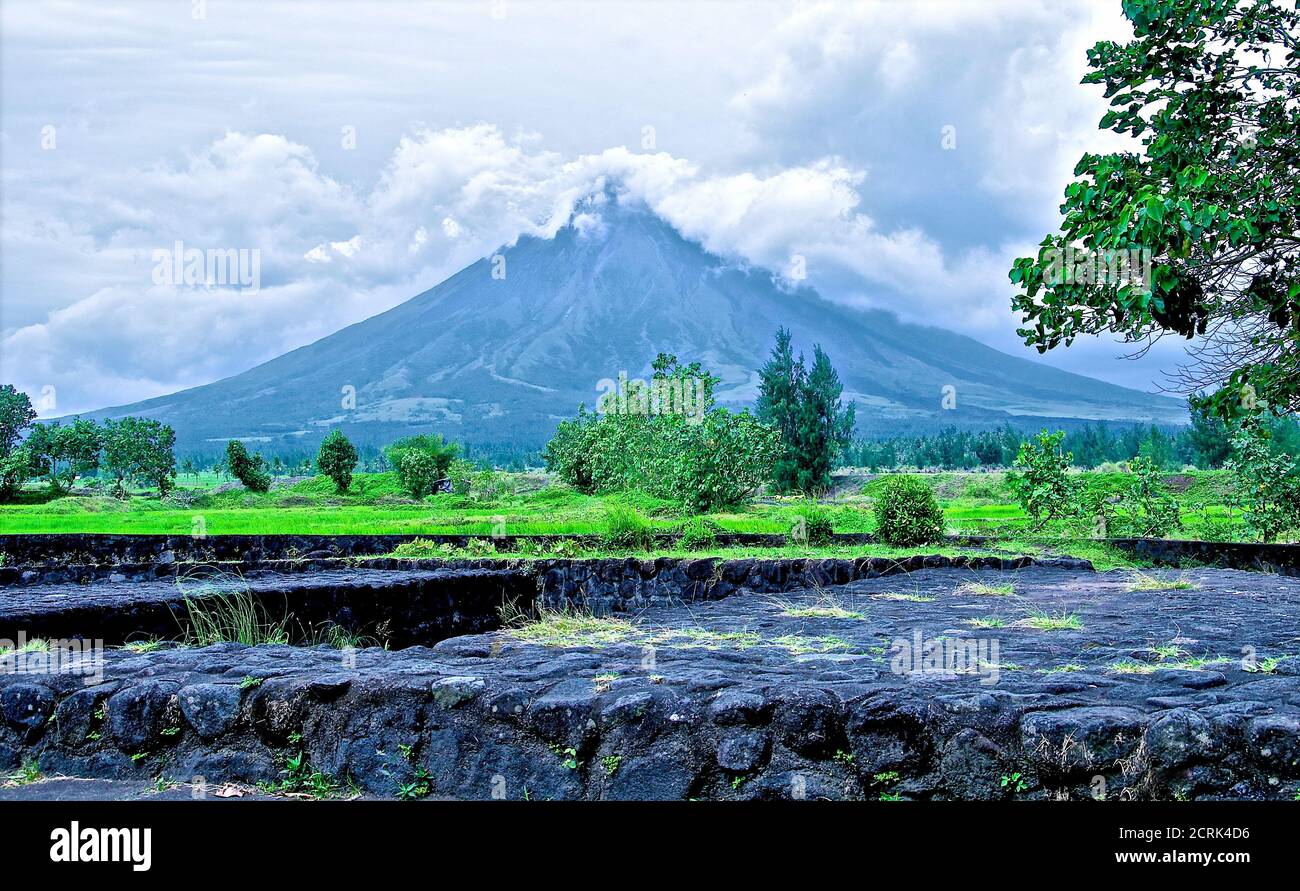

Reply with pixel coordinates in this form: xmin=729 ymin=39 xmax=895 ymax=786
xmin=75 ymin=197 xmax=1187 ymax=457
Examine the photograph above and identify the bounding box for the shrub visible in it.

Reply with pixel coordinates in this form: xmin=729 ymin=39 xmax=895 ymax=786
xmin=224 ymin=440 xmax=271 ymax=493
xmin=602 ymin=501 xmax=654 ymax=550
xmin=396 ymin=450 xmax=441 ymax=499
xmin=789 ymin=502 xmax=834 ymax=545
xmin=385 ymin=434 xmax=459 ymax=480
xmin=873 ymin=475 xmax=945 ymax=546
xmin=0 ymin=446 xmax=31 ymax=502
xmin=677 ymin=516 xmax=723 ymax=550
xmin=1111 ymin=457 xmax=1181 ymax=538
xmin=1226 ymin=422 xmax=1300 ymax=542
xmin=545 ymin=354 xmax=778 ymax=512
xmin=1010 ymin=430 xmax=1074 ymax=529
xmin=316 ymin=430 xmax=358 ymax=493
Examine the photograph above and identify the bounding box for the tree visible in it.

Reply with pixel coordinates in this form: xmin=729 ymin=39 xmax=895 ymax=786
xmin=1010 ymin=430 xmax=1075 ymax=530
xmin=0 ymin=385 xmax=36 ymax=457
xmin=545 ymin=353 xmax=779 ymax=512
xmin=0 ymin=447 xmax=32 ymax=502
xmin=25 ymin=419 xmax=102 ymax=494
xmin=224 ymin=440 xmax=271 ymax=493
xmin=756 ymin=329 xmax=856 ymax=494
xmin=0 ymin=385 xmax=36 ymax=501
xmin=316 ymin=429 xmax=359 ymax=493
xmin=756 ymin=328 xmax=802 ymax=490
xmin=1009 ymin=0 xmax=1300 ymax=422
xmin=384 ymin=434 xmax=460 ymax=482
xmin=1185 ymin=395 xmax=1234 ymax=468
xmin=101 ymin=417 xmax=177 ymax=496
xmin=396 ymin=450 xmax=441 ymax=499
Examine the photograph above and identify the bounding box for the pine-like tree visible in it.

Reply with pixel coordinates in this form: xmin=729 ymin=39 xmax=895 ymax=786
xmin=756 ymin=329 xmax=856 ymax=494
xmin=755 ymin=328 xmax=803 ymax=492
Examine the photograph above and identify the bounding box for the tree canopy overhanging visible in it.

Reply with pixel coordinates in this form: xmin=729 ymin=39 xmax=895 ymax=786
xmin=1010 ymin=0 xmax=1299 ymax=421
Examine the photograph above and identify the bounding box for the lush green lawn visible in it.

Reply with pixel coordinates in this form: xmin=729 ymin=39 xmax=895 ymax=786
xmin=0 ymin=469 xmax=1239 ymax=559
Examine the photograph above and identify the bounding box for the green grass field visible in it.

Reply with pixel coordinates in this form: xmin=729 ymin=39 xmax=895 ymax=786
xmin=0 ymin=470 xmax=1245 ymax=570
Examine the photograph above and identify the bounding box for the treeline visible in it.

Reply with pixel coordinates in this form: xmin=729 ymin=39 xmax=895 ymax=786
xmin=841 ymin=405 xmax=1300 ymax=471
xmin=0 ymin=385 xmax=177 ymax=498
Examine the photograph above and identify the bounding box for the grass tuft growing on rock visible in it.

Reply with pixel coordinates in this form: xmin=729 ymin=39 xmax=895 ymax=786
xmin=180 ymin=590 xmax=291 ymax=647
xmin=1126 ymin=571 xmax=1199 ymax=592
xmin=956 ymin=581 xmax=1015 ymax=597
xmin=501 ymin=602 xmax=637 ymax=648
xmin=1018 ymin=608 xmax=1083 ymax=632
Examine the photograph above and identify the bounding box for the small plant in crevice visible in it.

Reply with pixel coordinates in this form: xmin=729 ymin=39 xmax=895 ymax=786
xmin=602 ymin=755 xmax=622 ymax=776
xmin=3 ymin=759 xmax=41 ymax=787
xmin=260 ymin=736 xmax=340 ymax=799
xmin=833 ymin=750 xmax=855 ymax=766
xmin=730 ymin=775 xmax=749 ymax=791
xmin=550 ymin=744 xmax=581 ymax=770
xmin=1000 ymin=772 xmax=1029 ymax=795
xmin=239 ymin=675 xmax=263 ymax=689
xmin=391 ymin=741 xmax=431 ymax=800
xmin=871 ymin=770 xmax=902 ymax=801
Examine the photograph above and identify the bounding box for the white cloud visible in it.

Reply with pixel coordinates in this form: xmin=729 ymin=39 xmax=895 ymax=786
xmin=0 ymin=0 xmax=1188 ymax=412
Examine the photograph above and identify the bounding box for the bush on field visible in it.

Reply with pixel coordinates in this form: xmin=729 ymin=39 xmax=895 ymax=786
xmin=788 ymin=502 xmax=834 ymax=545
xmin=386 ymin=434 xmax=460 ymax=497
xmin=316 ymin=429 xmax=359 ymax=493
xmin=602 ymin=500 xmax=654 ymax=550
xmin=396 ymin=450 xmax=443 ymax=499
xmin=1010 ymin=430 xmax=1074 ymax=529
xmin=224 ymin=440 xmax=271 ymax=493
xmin=1112 ymin=457 xmax=1181 ymax=538
xmin=1225 ymin=422 xmax=1300 ymax=542
xmin=545 ymin=354 xmax=778 ymax=512
xmin=873 ymin=475 xmax=945 ymax=546
xmin=677 ymin=516 xmax=723 ymax=550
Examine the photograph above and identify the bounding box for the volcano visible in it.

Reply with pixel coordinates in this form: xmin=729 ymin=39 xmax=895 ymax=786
xmin=79 ymin=199 xmax=1186 ymax=457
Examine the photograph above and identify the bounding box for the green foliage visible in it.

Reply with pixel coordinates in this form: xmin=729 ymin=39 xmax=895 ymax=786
xmin=396 ymin=450 xmax=441 ymax=499
xmin=545 ymin=354 xmax=779 ymax=512
xmin=385 ymin=434 xmax=459 ymax=480
xmin=756 ymin=328 xmax=856 ymax=494
xmin=316 ymin=429 xmax=359 ymax=493
xmin=677 ymin=516 xmax=723 ymax=550
xmin=789 ymin=501 xmax=834 ymax=545
xmin=102 ymin=417 xmax=177 ymax=496
xmin=386 ymin=434 xmax=461 ymax=499
xmin=1225 ymin=421 xmax=1300 ymax=542
xmin=1009 ymin=0 xmax=1300 ymax=422
xmin=601 ymin=500 xmax=654 ymax=550
xmin=1112 ymin=456 xmax=1182 ymax=538
xmin=25 ymin=419 xmax=103 ymax=494
xmin=0 ymin=384 xmax=36 ymax=458
xmin=1010 ymin=430 xmax=1075 ymax=529
xmin=1185 ymin=395 xmax=1233 ymax=468
xmin=0 ymin=446 xmax=32 ymax=502
xmin=224 ymin=440 xmax=271 ymax=493
xmin=872 ymin=475 xmax=945 ymax=546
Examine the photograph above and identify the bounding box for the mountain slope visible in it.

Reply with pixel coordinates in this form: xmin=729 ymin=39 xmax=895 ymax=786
xmin=80 ymin=200 xmax=1186 ymax=455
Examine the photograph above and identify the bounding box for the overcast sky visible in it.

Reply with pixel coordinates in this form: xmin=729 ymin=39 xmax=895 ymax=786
xmin=1 ymin=0 xmax=1195 ymax=416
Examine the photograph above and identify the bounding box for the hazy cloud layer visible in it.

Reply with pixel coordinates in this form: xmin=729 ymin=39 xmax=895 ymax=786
xmin=1 ymin=0 xmax=1190 ymax=416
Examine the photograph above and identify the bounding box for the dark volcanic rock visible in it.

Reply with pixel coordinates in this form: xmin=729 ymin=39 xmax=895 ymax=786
xmin=1 ymin=564 xmax=1299 ymax=799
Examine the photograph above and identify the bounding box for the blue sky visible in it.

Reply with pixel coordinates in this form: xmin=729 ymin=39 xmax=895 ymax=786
xmin=0 ymin=0 xmax=1195 ymax=416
